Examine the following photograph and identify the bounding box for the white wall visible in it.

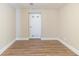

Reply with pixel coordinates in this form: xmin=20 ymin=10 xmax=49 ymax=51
xmin=59 ymin=4 xmax=79 ymax=49
xmin=0 ymin=4 xmax=16 ymax=50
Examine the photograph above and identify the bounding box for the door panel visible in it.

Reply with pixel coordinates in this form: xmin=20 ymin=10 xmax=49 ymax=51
xmin=29 ymin=13 xmax=41 ymax=38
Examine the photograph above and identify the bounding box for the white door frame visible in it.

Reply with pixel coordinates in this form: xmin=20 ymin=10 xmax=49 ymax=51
xmin=28 ymin=12 xmax=42 ymax=39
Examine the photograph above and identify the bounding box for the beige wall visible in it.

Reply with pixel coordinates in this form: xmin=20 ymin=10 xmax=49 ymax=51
xmin=59 ymin=4 xmax=79 ymax=48
xmin=20 ymin=8 xmax=59 ymax=38
xmin=41 ymin=9 xmax=59 ymax=38
xmin=0 ymin=4 xmax=16 ymax=49
xmin=20 ymin=8 xmax=29 ymax=38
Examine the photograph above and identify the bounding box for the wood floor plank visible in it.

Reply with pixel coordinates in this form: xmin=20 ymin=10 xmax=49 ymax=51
xmin=1 ymin=40 xmax=77 ymax=56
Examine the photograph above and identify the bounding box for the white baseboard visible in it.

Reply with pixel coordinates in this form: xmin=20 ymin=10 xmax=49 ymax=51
xmin=58 ymin=39 xmax=79 ymax=55
xmin=16 ymin=37 xmax=58 ymax=40
xmin=41 ymin=37 xmax=58 ymax=40
xmin=0 ymin=39 xmax=16 ymax=55
xmin=16 ymin=38 xmax=28 ymax=40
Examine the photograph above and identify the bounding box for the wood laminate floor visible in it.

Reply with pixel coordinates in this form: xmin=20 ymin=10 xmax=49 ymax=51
xmin=1 ymin=40 xmax=77 ymax=56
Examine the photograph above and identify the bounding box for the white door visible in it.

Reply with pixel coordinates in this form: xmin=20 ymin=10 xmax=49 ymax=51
xmin=29 ymin=13 xmax=41 ymax=38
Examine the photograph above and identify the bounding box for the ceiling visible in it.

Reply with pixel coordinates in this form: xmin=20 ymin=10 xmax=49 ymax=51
xmin=10 ymin=3 xmax=66 ymax=9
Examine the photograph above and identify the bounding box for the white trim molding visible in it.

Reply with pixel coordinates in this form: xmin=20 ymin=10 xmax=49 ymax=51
xmin=41 ymin=37 xmax=58 ymax=40
xmin=0 ymin=39 xmax=16 ymax=55
xmin=16 ymin=38 xmax=29 ymax=40
xmin=58 ymin=39 xmax=79 ymax=55
xmin=15 ymin=37 xmax=59 ymax=40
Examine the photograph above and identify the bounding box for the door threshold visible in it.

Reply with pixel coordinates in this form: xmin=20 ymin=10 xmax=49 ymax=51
xmin=29 ymin=38 xmax=41 ymax=40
